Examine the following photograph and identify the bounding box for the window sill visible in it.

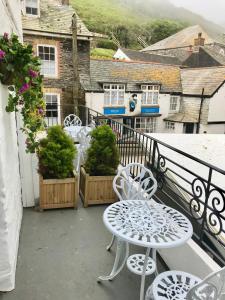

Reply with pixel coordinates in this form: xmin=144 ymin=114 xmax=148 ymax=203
xmin=104 ymin=105 xmax=125 ymax=108
xmin=141 ymin=104 xmax=159 ymax=107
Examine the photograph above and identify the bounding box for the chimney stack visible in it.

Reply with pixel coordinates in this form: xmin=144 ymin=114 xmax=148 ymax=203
xmin=62 ymin=0 xmax=69 ymax=5
xmin=194 ymin=32 xmax=205 ymax=47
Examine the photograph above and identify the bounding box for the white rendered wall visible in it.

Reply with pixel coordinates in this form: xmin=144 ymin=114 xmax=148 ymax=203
xmin=208 ymin=84 xmax=225 ymax=123
xmin=85 ymin=92 xmax=172 ymax=133
xmin=113 ymin=48 xmax=130 ymax=61
xmin=0 ymin=0 xmax=23 ymax=291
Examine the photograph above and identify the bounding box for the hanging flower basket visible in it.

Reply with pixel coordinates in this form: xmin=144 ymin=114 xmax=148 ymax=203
xmin=0 ymin=32 xmax=45 ymax=153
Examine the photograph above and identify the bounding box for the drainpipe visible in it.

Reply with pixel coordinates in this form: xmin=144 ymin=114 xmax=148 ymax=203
xmin=72 ymin=13 xmax=80 ymax=114
xmin=196 ymin=88 xmax=205 ymax=134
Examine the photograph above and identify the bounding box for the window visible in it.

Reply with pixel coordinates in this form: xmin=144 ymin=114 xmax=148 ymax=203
xmin=170 ymin=96 xmax=180 ymax=112
xmin=141 ymin=85 xmax=159 ymax=105
xmin=38 ymin=45 xmax=57 ymax=77
xmin=135 ymin=117 xmax=157 ymax=133
xmin=103 ymin=84 xmax=125 ymax=106
xmin=25 ymin=0 xmax=38 ymax=15
xmin=44 ymin=94 xmax=60 ymax=126
xmin=165 ymin=121 xmax=175 ymax=130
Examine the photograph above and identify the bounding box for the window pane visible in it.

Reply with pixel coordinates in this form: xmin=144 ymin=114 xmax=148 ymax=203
xmin=142 ymin=92 xmax=146 ymax=104
xmin=38 ymin=46 xmax=56 ymax=76
xmin=147 ymin=92 xmax=153 ymax=104
xmin=111 ymin=91 xmax=117 ymax=105
xmin=104 ymin=91 xmax=110 ymax=106
xmin=118 ymin=91 xmax=124 ymax=105
xmin=44 ymin=94 xmax=59 ymax=126
xmin=153 ymin=92 xmax=158 ymax=104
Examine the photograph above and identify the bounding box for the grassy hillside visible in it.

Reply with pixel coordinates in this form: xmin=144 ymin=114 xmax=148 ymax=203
xmin=71 ymin=0 xmax=224 ymax=50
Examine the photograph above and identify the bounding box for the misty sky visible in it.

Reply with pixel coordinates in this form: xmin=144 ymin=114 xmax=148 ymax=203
xmin=170 ymin=0 xmax=225 ymax=25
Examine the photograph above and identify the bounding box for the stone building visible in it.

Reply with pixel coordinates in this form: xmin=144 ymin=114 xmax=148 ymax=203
xmin=82 ymin=59 xmax=225 ymax=134
xmin=141 ymin=25 xmax=225 ymax=68
xmin=22 ymin=0 xmax=92 ymax=125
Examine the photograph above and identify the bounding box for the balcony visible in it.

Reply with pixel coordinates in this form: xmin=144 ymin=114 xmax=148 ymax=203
xmin=1 ymin=105 xmax=224 ymax=299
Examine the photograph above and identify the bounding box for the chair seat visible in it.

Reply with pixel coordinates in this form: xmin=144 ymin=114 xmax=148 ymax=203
xmin=146 ymin=270 xmax=201 ymax=300
xmin=127 ymin=254 xmax=156 ymax=276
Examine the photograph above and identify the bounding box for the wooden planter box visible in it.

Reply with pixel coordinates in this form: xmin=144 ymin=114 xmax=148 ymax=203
xmin=39 ymin=171 xmax=78 ymax=210
xmin=79 ymin=167 xmax=117 ymax=207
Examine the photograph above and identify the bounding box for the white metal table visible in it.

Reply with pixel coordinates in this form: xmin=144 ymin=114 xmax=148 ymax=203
xmin=98 ymin=200 xmax=193 ymax=300
xmin=64 ymin=126 xmax=92 ymax=142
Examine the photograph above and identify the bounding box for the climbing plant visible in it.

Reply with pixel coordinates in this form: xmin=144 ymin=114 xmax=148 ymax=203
xmin=0 ymin=33 xmax=45 ymax=153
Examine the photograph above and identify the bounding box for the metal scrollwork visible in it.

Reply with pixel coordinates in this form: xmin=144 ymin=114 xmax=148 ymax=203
xmin=205 ymin=188 xmax=225 ymax=236
xmin=189 ymin=178 xmax=207 ymax=220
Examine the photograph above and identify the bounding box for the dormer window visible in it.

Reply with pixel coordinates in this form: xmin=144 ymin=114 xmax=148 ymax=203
xmin=25 ymin=0 xmax=38 ymax=16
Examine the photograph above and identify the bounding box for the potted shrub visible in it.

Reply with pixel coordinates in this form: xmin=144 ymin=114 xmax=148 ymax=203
xmin=38 ymin=125 xmax=78 ymax=210
xmin=80 ymin=124 xmax=119 ymax=207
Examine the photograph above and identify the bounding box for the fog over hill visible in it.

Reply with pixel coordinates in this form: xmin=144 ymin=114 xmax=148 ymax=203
xmin=71 ymin=0 xmax=225 ymax=48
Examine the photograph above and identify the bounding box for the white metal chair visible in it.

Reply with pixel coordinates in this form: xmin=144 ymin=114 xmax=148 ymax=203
xmin=63 ymin=114 xmax=82 ymax=127
xmin=145 ymin=267 xmax=225 ymax=300
xmin=74 ymin=127 xmax=91 ymax=173
xmin=113 ymin=162 xmax=157 ymax=202
xmin=107 ymin=163 xmax=158 ymax=278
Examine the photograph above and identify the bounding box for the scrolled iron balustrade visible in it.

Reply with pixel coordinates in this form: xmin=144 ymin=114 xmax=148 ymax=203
xmin=65 ymin=105 xmax=225 ymax=266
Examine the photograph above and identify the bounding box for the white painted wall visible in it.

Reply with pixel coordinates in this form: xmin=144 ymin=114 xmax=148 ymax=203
xmin=113 ymin=48 xmax=130 ymax=61
xmin=85 ymin=92 xmax=173 ymax=133
xmin=208 ymin=83 xmax=225 ymax=123
xmin=0 ymin=0 xmax=23 ymax=291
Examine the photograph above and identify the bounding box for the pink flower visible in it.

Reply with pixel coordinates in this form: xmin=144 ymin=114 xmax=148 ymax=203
xmin=38 ymin=108 xmax=44 ymax=115
xmin=19 ymin=83 xmax=30 ymax=94
xmin=3 ymin=33 xmax=8 ymax=41
xmin=29 ymin=69 xmax=38 ymax=78
xmin=0 ymin=49 xmax=5 ymax=60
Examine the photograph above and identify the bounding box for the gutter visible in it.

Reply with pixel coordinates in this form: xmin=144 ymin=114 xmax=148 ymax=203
xmin=196 ymin=88 xmax=205 ymax=134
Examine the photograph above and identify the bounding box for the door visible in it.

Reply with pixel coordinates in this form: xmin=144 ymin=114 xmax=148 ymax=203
xmin=184 ymin=123 xmax=194 ymax=134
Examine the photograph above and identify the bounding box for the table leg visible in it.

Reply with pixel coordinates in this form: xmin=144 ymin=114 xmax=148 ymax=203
xmin=97 ymin=238 xmax=129 ymax=282
xmin=140 ymin=247 xmax=151 ymax=300
xmin=152 ymin=249 xmax=158 ymax=275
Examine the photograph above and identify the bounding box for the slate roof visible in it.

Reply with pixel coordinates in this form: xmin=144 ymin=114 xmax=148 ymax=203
xmin=141 ymin=25 xmax=214 ymax=52
xmin=181 ymin=66 xmax=225 ymax=96
xmin=22 ymin=0 xmax=92 ymax=37
xmin=203 ymin=46 xmax=225 ymax=65
xmin=81 ymin=59 xmax=182 ymax=93
xmin=164 ymin=112 xmax=199 ymax=123
xmin=119 ymin=48 xmax=181 ymax=65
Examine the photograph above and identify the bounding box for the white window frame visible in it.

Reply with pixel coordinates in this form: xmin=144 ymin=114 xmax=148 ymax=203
xmin=135 ymin=117 xmax=157 ymax=133
xmin=44 ymin=93 xmax=61 ymax=126
xmin=103 ymin=84 xmax=125 ymax=107
xmin=141 ymin=85 xmax=159 ymax=105
xmin=24 ymin=0 xmax=39 ymax=17
xmin=170 ymin=96 xmax=180 ymax=112
xmin=37 ymin=44 xmax=58 ymax=78
xmin=165 ymin=121 xmax=175 ymax=130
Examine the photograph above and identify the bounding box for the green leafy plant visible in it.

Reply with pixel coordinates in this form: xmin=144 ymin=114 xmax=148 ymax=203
xmin=0 ymin=33 xmax=45 ymax=153
xmin=85 ymin=125 xmax=119 ymax=176
xmin=38 ymin=126 xmax=77 ymax=179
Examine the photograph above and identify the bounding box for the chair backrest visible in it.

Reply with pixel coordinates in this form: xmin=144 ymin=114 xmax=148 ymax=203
xmin=64 ymin=114 xmax=82 ymax=127
xmin=187 ymin=267 xmax=225 ymax=300
xmin=77 ymin=127 xmax=91 ymax=150
xmin=113 ymin=163 xmax=157 ymax=201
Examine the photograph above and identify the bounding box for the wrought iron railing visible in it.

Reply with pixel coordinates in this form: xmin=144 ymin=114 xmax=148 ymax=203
xmin=44 ymin=104 xmax=225 ymax=265
xmin=78 ymin=105 xmax=225 ymax=266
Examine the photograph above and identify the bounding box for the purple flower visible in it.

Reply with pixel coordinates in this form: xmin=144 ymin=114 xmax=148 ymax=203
xmin=3 ymin=33 xmax=8 ymax=41
xmin=29 ymin=69 xmax=38 ymax=78
xmin=38 ymin=108 xmax=44 ymax=115
xmin=19 ymin=83 xmax=30 ymax=94
xmin=0 ymin=49 xmax=5 ymax=60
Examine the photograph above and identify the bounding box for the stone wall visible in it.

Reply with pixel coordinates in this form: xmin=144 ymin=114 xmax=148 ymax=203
xmin=23 ymin=34 xmax=90 ymax=119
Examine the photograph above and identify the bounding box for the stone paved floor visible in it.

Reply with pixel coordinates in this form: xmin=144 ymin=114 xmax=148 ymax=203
xmin=0 ymin=202 xmax=165 ymax=300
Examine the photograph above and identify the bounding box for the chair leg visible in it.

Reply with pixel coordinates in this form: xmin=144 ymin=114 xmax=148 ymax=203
xmin=106 ymin=235 xmax=115 ymax=251
xmin=98 ymin=238 xmax=129 ymax=282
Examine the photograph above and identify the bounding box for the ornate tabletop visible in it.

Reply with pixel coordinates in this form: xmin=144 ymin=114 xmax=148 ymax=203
xmin=103 ymin=200 xmax=193 ymax=248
